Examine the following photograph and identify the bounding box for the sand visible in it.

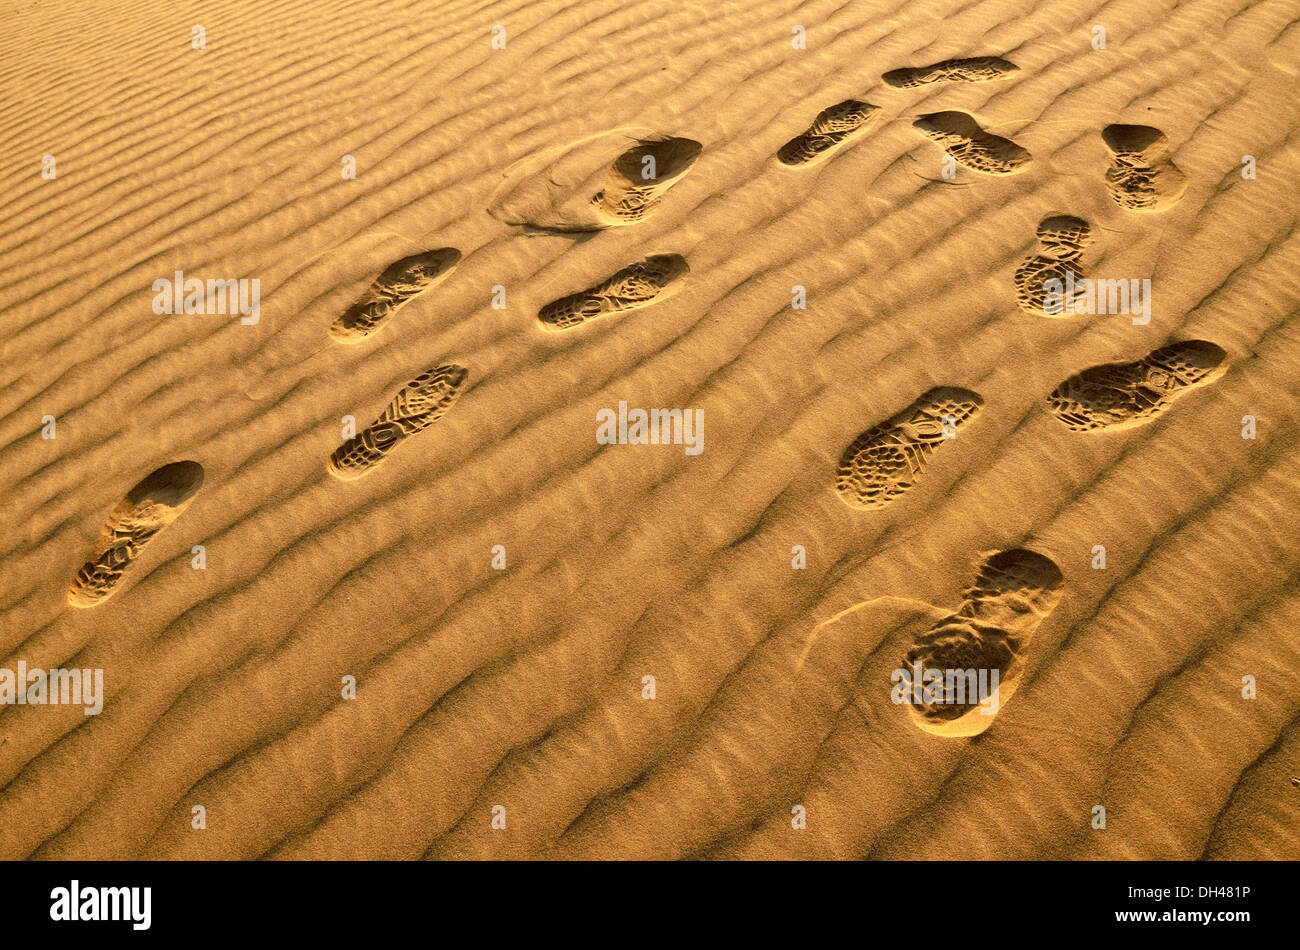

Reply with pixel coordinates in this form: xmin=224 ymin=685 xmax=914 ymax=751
xmin=1 ymin=0 xmax=1298 ymax=860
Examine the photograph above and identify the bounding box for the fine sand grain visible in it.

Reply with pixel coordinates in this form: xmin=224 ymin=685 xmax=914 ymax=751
xmin=1 ymin=0 xmax=1298 ymax=860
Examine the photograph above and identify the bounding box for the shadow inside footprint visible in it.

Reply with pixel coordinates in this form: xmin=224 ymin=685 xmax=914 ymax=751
xmin=331 ymin=248 xmax=461 ymax=342
xmin=1102 ymin=123 xmax=1166 ymax=153
xmin=900 ymin=549 xmax=1063 ymax=737
xmin=329 ymin=364 xmax=469 ymax=480
xmin=835 ymin=386 xmax=983 ymax=510
xmin=776 ymin=99 xmax=880 ymax=167
xmin=1101 ymin=124 xmax=1187 ymax=211
xmin=538 ymin=254 xmax=689 ymax=330
xmin=1015 ymin=214 xmax=1093 ymax=316
xmin=913 ymin=111 xmax=1032 ymax=175
xmin=883 ymin=56 xmax=1018 ymax=88
xmin=1048 ymin=340 xmax=1226 ymax=431
xmin=591 ymin=137 xmax=703 ymax=226
xmin=68 ymin=461 xmax=205 ymax=608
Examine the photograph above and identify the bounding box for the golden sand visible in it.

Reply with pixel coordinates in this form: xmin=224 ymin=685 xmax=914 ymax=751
xmin=1 ymin=0 xmax=1298 ymax=859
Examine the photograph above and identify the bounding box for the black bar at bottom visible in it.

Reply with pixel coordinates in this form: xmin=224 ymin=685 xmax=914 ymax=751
xmin=0 ymin=859 xmax=1284 ymax=937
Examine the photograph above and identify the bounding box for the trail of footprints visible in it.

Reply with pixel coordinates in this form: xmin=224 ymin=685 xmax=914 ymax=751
xmin=60 ymin=52 xmax=1226 ymax=762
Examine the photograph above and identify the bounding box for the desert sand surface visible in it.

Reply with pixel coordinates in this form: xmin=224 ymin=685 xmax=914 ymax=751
xmin=2 ymin=0 xmax=1299 ymax=860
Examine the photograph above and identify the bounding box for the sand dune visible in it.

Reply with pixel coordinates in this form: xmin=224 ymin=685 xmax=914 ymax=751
xmin=1 ymin=0 xmax=1298 ymax=860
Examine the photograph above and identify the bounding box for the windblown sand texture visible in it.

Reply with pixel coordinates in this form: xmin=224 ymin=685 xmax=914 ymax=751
xmin=1 ymin=0 xmax=1299 ymax=861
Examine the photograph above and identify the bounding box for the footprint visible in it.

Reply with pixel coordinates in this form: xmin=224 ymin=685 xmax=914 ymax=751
xmin=68 ymin=461 xmax=205 ymax=608
xmin=328 ymin=364 xmax=469 ymax=480
xmin=776 ymin=99 xmax=880 ymax=167
xmin=884 ymin=56 xmax=1019 ymax=88
xmin=330 ymin=248 xmax=461 ymax=342
xmin=591 ymin=137 xmax=702 ymax=226
xmin=913 ymin=111 xmax=1031 ymax=175
xmin=538 ymin=254 xmax=689 ymax=330
xmin=1015 ymin=215 xmax=1093 ymax=315
xmin=835 ymin=387 xmax=983 ymax=510
xmin=1102 ymin=124 xmax=1187 ymax=211
xmin=1048 ymin=340 xmax=1226 ymax=432
xmin=487 ymin=130 xmax=700 ymax=233
xmin=901 ymin=548 xmax=1063 ymax=737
